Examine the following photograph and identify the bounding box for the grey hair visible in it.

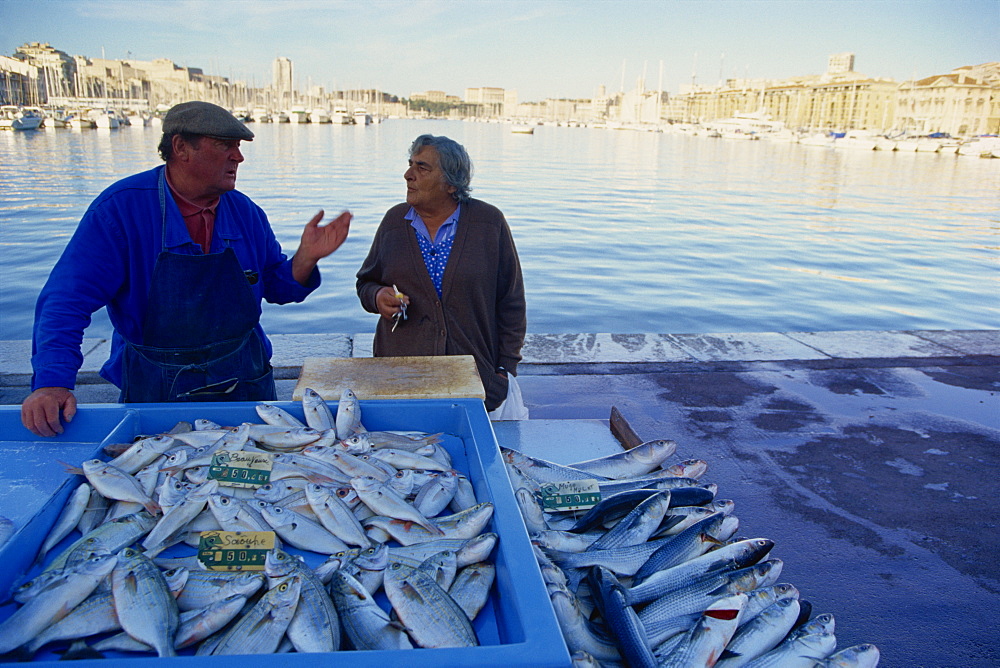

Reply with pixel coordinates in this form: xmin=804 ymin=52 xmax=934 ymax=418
xmin=409 ymin=134 xmax=473 ymax=202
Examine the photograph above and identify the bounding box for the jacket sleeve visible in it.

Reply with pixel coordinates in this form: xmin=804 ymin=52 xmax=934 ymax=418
xmin=255 ymin=206 xmax=319 ymax=305
xmin=356 ymin=215 xmax=391 ymax=314
xmin=494 ymin=213 xmax=526 ymax=375
xmin=31 ymin=206 xmax=129 ymax=390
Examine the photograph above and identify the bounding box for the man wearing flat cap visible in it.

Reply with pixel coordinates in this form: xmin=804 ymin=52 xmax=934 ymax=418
xmin=22 ymin=101 xmax=352 ymax=436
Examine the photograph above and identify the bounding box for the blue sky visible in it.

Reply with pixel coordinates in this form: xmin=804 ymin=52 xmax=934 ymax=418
xmin=2 ymin=0 xmax=997 ymax=101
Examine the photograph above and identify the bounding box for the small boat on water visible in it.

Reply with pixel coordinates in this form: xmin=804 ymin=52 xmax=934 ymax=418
xmin=89 ymin=109 xmax=121 ymax=129
xmin=0 ymin=105 xmax=44 ymax=131
xmin=309 ymin=108 xmax=331 ymax=124
xmin=287 ymin=107 xmax=310 ymax=123
xmin=798 ymin=132 xmax=835 ymax=148
xmin=957 ymin=135 xmax=1000 ymax=158
xmin=331 ymin=105 xmax=350 ymax=124
xmin=353 ymin=107 xmax=371 ymax=126
xmin=65 ymin=110 xmax=96 ymax=130
xmin=511 ymin=124 xmax=535 ymax=134
xmin=834 ymin=130 xmax=877 ymax=150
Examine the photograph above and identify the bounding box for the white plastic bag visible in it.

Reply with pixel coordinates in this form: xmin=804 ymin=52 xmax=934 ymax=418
xmin=488 ymin=373 xmax=529 ymax=421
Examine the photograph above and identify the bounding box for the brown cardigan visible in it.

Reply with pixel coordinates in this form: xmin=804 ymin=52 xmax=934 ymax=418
xmin=356 ymin=199 xmax=526 ymax=410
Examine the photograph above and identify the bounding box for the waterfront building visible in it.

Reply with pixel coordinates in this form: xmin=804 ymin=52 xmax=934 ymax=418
xmin=13 ymin=42 xmax=75 ymax=100
xmin=0 ymin=55 xmax=38 ymax=106
xmin=896 ymin=62 xmax=1000 ymax=136
xmin=4 ymin=40 xmax=999 ymax=136
xmin=464 ymin=86 xmax=506 ymax=117
xmin=273 ymin=57 xmax=293 ymax=110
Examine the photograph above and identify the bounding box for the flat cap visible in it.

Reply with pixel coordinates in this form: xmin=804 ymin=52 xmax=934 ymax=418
xmin=162 ymin=101 xmax=254 ymax=141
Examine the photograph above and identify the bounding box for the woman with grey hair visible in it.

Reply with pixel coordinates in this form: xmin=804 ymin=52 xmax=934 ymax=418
xmin=356 ymin=134 xmax=527 ymax=415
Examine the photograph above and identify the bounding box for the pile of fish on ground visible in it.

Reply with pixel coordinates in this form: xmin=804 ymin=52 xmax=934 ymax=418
xmin=0 ymin=388 xmax=497 ymax=659
xmin=504 ymin=440 xmax=881 ymax=667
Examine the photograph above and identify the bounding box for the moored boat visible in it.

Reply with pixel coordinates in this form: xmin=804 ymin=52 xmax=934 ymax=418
xmin=798 ymin=132 xmax=835 ymax=147
xmin=331 ymin=105 xmax=350 ymax=124
xmin=309 ymin=108 xmax=332 ymax=124
xmin=0 ymin=105 xmax=44 ymax=131
xmin=957 ymin=135 xmax=1000 ymax=157
xmin=89 ymin=109 xmax=120 ymax=129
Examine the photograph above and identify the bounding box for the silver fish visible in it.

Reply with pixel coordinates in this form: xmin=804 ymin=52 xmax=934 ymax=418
xmin=143 ymin=480 xmax=220 ymax=557
xmin=449 ymin=561 xmax=496 ymax=620
xmin=328 ymin=569 xmax=413 ymax=651
xmin=305 ymin=483 xmax=372 ymax=548
xmin=260 ymin=502 xmax=350 ymax=554
xmin=111 ymin=547 xmax=179 ymax=657
xmin=24 ymin=590 xmax=119 ymax=656
xmin=638 ymin=559 xmax=784 ymax=628
xmin=657 ymin=593 xmax=748 ymax=667
xmin=413 ymin=470 xmax=460 ymax=517
xmin=628 ymin=538 xmax=774 ymax=605
xmin=209 ymin=574 xmax=302 ymax=655
xmin=715 ymin=597 xmax=801 ymax=668
xmin=418 ymin=549 xmax=458 ymax=590
xmin=362 ymin=502 xmax=493 ymax=546
xmin=174 ymin=594 xmax=249 ymax=649
xmin=586 ymin=490 xmax=672 ymax=551
xmin=548 ymin=583 xmax=621 ymax=662
xmin=351 ymin=475 xmax=443 ymax=536
xmin=44 ymin=510 xmax=157 ymax=575
xmin=35 ymin=483 xmax=91 ymax=564
xmin=813 ymin=643 xmax=881 ymax=668
xmin=0 ymin=552 xmax=116 ymax=655
xmin=248 ymin=425 xmax=323 ymax=451
xmin=336 ymin=388 xmax=366 ymax=437
xmin=77 ymin=459 xmax=160 ymax=514
xmin=109 ymin=435 xmax=178 ymax=474
xmin=175 ymin=569 xmax=264 ymax=611
xmin=740 ymin=631 xmax=837 ymax=667
xmin=369 ymin=448 xmax=450 ymax=472
xmin=449 ymin=473 xmax=478 ymax=513
xmin=302 ymin=387 xmax=336 ymax=432
xmin=383 ymin=561 xmax=477 ymax=648
xmin=569 ymin=439 xmax=678 ymax=479
xmin=263 ymin=548 xmax=341 ymax=652
xmin=207 ymin=493 xmax=272 ymax=533
xmin=255 ymin=403 xmax=306 ymax=428
xmin=502 ymin=447 xmax=610 ymax=485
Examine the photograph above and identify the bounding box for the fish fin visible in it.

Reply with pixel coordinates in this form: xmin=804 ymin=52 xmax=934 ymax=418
xmin=57 ymin=460 xmax=84 ymax=476
xmin=56 ymin=639 xmax=105 ymax=661
xmin=143 ymin=499 xmax=162 ymax=516
xmin=717 ymin=649 xmax=741 ymax=660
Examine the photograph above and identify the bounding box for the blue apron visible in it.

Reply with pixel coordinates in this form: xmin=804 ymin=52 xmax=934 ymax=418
xmin=118 ymin=171 xmax=276 ymax=403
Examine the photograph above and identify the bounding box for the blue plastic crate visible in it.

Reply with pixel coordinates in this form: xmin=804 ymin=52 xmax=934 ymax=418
xmin=0 ymin=400 xmax=570 ymax=667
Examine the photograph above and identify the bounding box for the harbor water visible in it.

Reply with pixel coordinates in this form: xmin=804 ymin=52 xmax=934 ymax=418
xmin=1 ymin=119 xmax=997 ymax=343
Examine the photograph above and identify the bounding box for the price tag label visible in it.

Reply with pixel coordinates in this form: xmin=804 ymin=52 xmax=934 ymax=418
xmin=209 ymin=451 xmax=273 ymax=488
xmin=540 ymin=479 xmax=602 ymax=512
xmin=197 ymin=531 xmax=275 ymax=571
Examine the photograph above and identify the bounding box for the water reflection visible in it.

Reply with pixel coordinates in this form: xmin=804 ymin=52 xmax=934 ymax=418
xmin=1 ymin=120 xmax=997 ymax=342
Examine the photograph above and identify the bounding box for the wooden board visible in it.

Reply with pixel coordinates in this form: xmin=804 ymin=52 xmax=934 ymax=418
xmin=292 ymin=355 xmax=486 ymax=402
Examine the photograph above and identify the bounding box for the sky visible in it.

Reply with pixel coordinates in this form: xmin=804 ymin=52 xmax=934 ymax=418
xmin=2 ymin=0 xmax=998 ymax=102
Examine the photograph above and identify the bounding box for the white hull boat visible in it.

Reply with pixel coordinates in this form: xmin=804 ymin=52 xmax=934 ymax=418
xmin=0 ymin=106 xmax=44 ymax=131
xmin=309 ymin=108 xmax=331 ymax=124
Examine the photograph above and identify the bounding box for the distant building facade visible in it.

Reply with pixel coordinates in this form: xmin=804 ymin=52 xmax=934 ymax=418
xmin=2 ymin=42 xmax=998 ymax=135
xmin=273 ymin=57 xmax=293 ymax=109
xmin=896 ymin=63 xmax=1000 ymax=135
